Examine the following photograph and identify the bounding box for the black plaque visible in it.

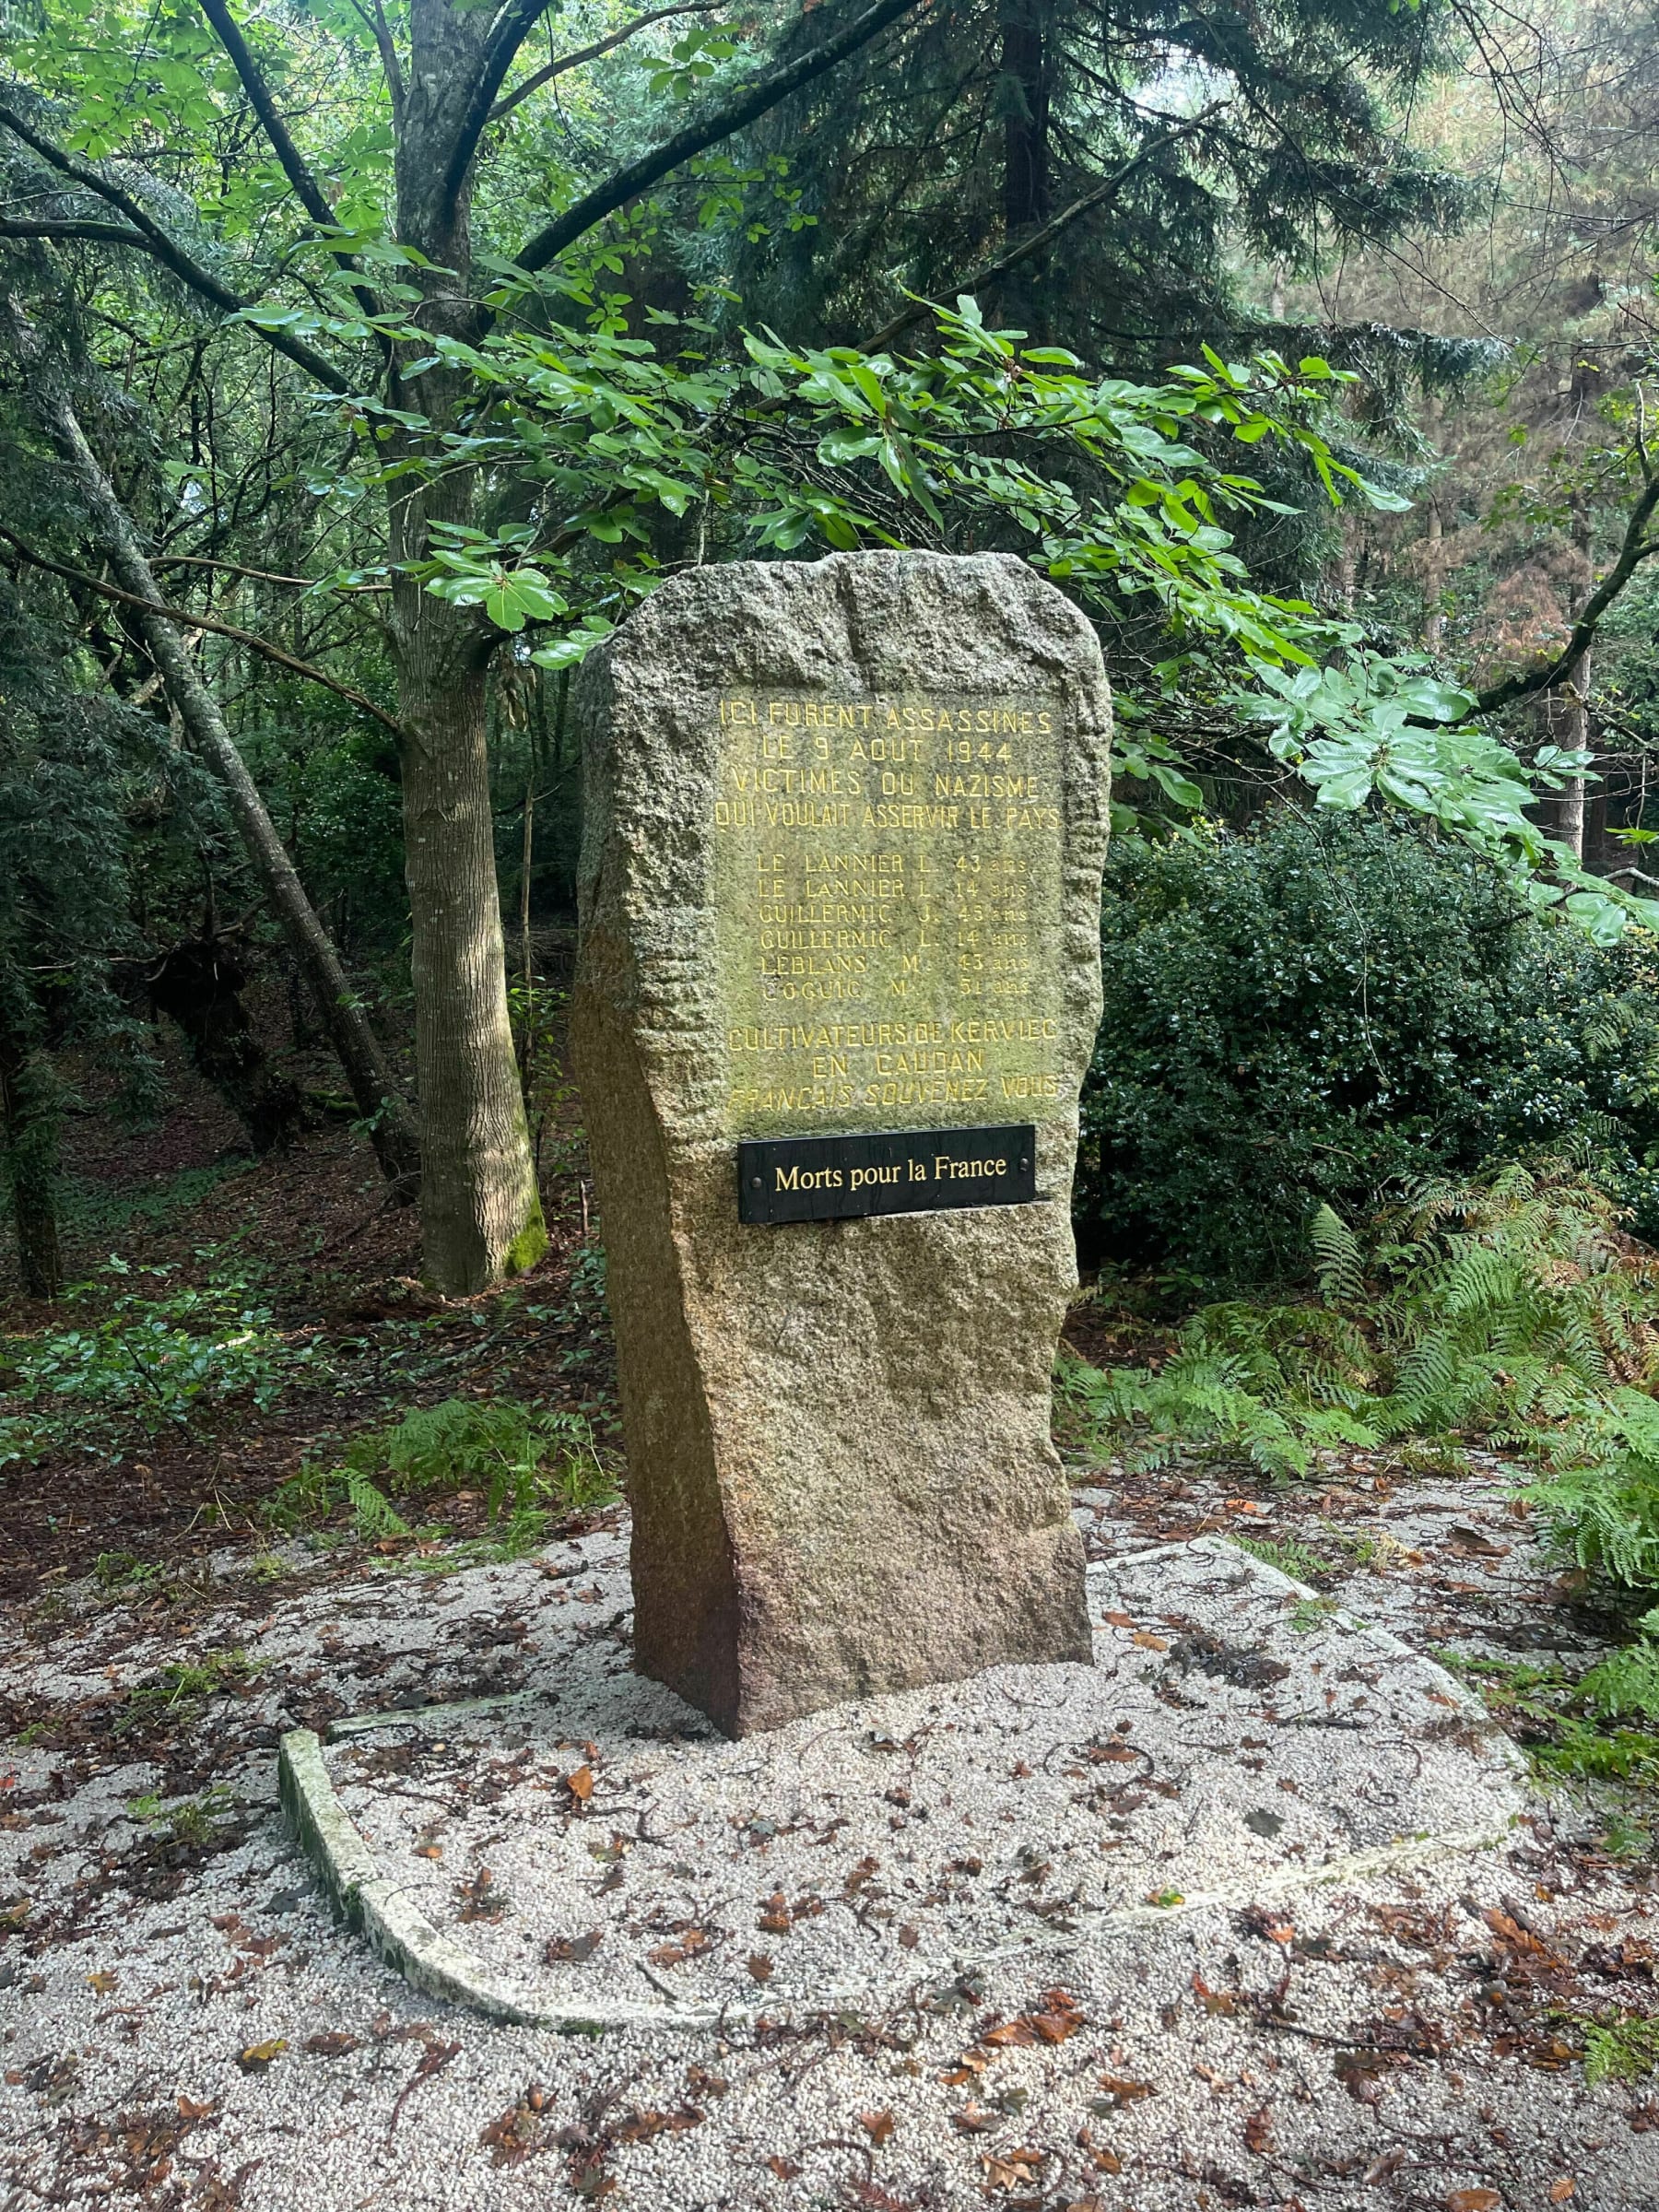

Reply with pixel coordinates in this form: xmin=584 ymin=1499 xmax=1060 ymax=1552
xmin=737 ymin=1124 xmax=1038 ymax=1225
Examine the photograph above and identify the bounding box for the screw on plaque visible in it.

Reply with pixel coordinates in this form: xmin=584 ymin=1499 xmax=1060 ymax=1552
xmin=750 ymin=1175 xmax=763 ymax=1187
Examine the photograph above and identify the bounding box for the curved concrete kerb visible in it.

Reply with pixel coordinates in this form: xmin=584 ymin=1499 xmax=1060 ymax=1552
xmin=279 ymin=1537 xmax=1526 ymax=2036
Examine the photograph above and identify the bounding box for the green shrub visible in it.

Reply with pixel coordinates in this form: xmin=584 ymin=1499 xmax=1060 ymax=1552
xmin=268 ymin=1396 xmax=617 ymax=1547
xmin=0 ymin=1255 xmax=322 ymax=1456
xmin=1079 ymin=812 xmax=1659 ymax=1286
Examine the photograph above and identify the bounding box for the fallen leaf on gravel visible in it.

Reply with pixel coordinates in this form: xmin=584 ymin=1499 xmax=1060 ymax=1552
xmin=304 ymin=2032 xmax=359 ymax=2058
xmin=1449 ymin=1524 xmax=1508 ymax=1558
xmin=1076 ymin=2125 xmax=1122 ymax=2176
xmin=235 ymin=2041 xmax=286 ymax=2074
xmin=1132 ymin=1630 xmax=1169 ymax=1651
xmin=177 ymin=2097 xmax=213 ymax=2123
xmin=951 ymin=2100 xmax=996 ymax=2134
xmin=615 ymin=2106 xmax=702 ymax=2144
xmin=1030 ymin=1994 xmax=1086 ymax=2042
xmin=747 ymin=1953 xmax=773 ymax=1983
xmin=899 ymin=1924 xmax=920 ymax=1949
xmin=765 ymin=2156 xmax=802 ymax=2180
xmin=1102 ymin=1611 xmax=1135 ymax=1629
xmin=388 ymin=2038 xmax=461 ymax=2141
xmin=545 ymin=1931 xmax=603 ymax=1964
xmin=0 ymin=1899 xmax=29 ymax=1932
xmin=1445 ymin=2192 xmax=1500 ymax=2212
xmin=1243 ymin=2108 xmax=1274 ymax=2155
xmin=859 ymin=2110 xmax=895 ymax=2145
xmin=1548 ymin=2185 xmax=1575 ymax=2204
xmin=414 ymin=1842 xmax=443 ymax=1860
xmin=758 ymin=1892 xmax=792 ymax=1933
xmin=1192 ymin=1974 xmax=1238 ymax=2016
xmin=565 ymin=1766 xmax=594 ymax=1804
xmin=86 ymin=1970 xmax=117 ymax=1994
xmin=648 ymin=1930 xmax=709 ymax=1968
xmin=480 ymin=2100 xmax=551 ymax=2168
xmin=458 ymin=1868 xmax=505 ymax=1922
xmin=981 ymin=2147 xmax=1045 ymax=2189
xmin=1096 ymin=2073 xmax=1155 ymax=2105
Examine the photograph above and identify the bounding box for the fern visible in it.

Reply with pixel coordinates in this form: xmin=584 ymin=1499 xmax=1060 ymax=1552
xmin=1583 ymin=2016 xmax=1659 ymax=2086
xmin=1067 ymin=1155 xmax=1659 ymax=1598
xmin=1310 ymin=1204 xmax=1364 ymax=1305
xmin=1579 ymin=1616 xmax=1659 ymax=1724
xmin=265 ymin=1397 xmax=618 ymax=1542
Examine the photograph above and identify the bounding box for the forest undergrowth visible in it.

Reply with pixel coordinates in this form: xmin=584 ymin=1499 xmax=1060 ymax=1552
xmin=1062 ymin=1153 xmax=1659 ymax=1859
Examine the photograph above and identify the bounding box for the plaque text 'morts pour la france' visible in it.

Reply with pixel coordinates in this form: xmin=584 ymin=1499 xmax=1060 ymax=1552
xmin=573 ymin=553 xmax=1110 ymax=1735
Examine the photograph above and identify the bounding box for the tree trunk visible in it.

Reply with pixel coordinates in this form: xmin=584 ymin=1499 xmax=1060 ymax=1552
xmin=379 ymin=0 xmax=547 ymax=1293
xmin=0 ymin=1015 xmax=64 ymax=1299
xmin=394 ymin=612 xmax=545 ymax=1288
xmin=1423 ymin=501 xmax=1444 ymax=653
xmin=146 ymin=933 xmax=308 ymax=1152
xmin=50 ymin=398 xmax=423 ymax=1202
xmin=1541 ymin=646 xmax=1590 ymax=863
xmin=1000 ymin=6 xmax=1051 ymax=233
xmin=1542 ymin=496 xmax=1594 ymax=864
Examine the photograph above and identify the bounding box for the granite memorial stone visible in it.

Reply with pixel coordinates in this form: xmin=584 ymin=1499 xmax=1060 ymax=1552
xmin=572 ymin=550 xmax=1111 ymax=1734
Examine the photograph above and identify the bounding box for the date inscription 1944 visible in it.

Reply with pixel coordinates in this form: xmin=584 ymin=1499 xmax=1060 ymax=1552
xmin=712 ymin=688 xmax=1066 ymax=1140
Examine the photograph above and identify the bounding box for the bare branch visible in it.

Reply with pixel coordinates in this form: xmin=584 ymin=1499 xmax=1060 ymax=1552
xmin=509 ymin=0 xmax=926 ymax=281
xmin=194 ymin=0 xmax=335 ymax=230
xmin=0 ymin=101 xmax=353 ymax=394
xmin=1475 ymin=470 xmax=1659 ymax=714
xmin=437 ymin=0 xmax=556 ymax=221
xmin=0 ymin=524 xmax=402 ymax=732
xmin=858 ymin=107 xmax=1225 ymax=353
xmin=487 ymin=4 xmax=721 ymax=125
xmin=347 ymin=0 xmax=406 ymax=125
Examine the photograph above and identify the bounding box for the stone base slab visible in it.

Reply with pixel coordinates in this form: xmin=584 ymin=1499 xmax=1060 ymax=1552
xmin=279 ymin=1534 xmax=1526 ymax=2034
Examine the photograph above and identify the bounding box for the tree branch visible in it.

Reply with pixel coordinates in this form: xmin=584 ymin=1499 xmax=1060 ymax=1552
xmin=509 ymin=0 xmax=926 ymax=280
xmin=486 ymin=4 xmax=720 ymax=125
xmin=194 ymin=0 xmax=335 ymax=230
xmin=1475 ymin=471 xmax=1659 ymax=714
xmin=0 ymin=524 xmax=402 ymax=732
xmin=0 ymin=217 xmax=157 ymax=246
xmin=857 ymin=106 xmax=1224 ymax=353
xmin=437 ymin=0 xmax=557 ymax=222
xmin=0 ymin=102 xmax=354 ymax=394
xmin=194 ymin=0 xmax=384 ymax=324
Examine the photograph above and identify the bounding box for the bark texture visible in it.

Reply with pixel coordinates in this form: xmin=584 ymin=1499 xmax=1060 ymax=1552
xmin=382 ymin=0 xmax=546 ymax=1291
xmin=0 ymin=1014 xmax=63 ymax=1300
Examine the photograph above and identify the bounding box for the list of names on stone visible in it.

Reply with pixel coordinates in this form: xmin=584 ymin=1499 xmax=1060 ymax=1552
xmin=712 ymin=689 xmax=1067 ymax=1136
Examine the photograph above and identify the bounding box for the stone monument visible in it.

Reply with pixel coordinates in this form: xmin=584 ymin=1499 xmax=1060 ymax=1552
xmin=572 ymin=551 xmax=1111 ymax=1735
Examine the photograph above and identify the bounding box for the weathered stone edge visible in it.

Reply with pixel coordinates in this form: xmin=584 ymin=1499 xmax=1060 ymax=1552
xmin=1164 ymin=1532 xmax=1533 ymax=1783
xmin=277 ymin=1545 xmax=1529 ymax=2037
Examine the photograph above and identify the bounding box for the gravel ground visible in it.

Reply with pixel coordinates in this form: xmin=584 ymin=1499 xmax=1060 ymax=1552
xmin=312 ymin=1534 xmax=1524 ymax=2027
xmin=3 ymin=1463 xmax=1656 ymax=2211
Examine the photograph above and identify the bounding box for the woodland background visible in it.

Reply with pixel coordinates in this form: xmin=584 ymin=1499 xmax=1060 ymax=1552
xmin=4 ymin=0 xmax=1659 ymax=1841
